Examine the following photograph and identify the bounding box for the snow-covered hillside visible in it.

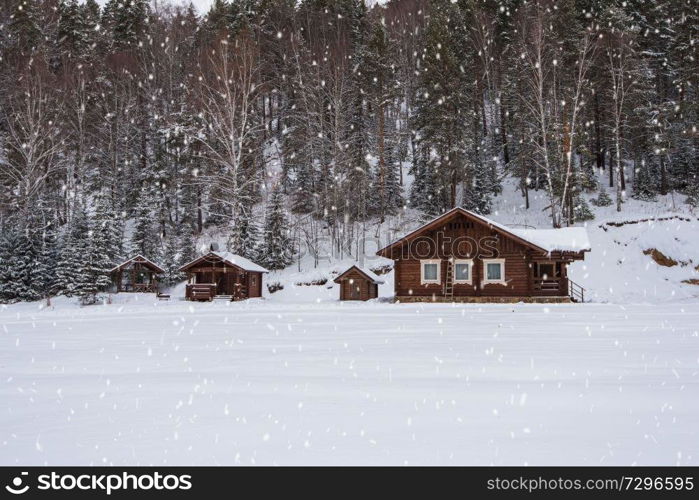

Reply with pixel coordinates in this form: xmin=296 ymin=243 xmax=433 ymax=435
xmin=201 ymin=176 xmax=698 ymax=306
xmin=488 ymin=180 xmax=699 ymax=304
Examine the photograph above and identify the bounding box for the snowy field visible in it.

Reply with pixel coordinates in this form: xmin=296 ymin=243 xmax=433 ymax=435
xmin=1 ymin=297 xmax=698 ymax=465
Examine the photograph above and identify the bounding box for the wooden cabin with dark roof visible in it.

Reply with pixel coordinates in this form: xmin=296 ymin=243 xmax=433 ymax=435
xmin=376 ymin=207 xmax=590 ymax=303
xmin=334 ymin=265 xmax=384 ymax=301
xmin=110 ymin=255 xmax=165 ymax=293
xmin=179 ymin=251 xmax=269 ymax=301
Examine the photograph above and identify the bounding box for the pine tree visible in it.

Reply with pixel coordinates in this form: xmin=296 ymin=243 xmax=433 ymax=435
xmin=130 ymin=188 xmax=160 ymax=260
xmin=363 ymin=17 xmax=401 ymax=221
xmin=573 ymin=195 xmax=595 ymax=222
xmin=685 ymin=180 xmax=699 ymax=209
xmin=633 ymin=157 xmax=658 ymax=201
xmin=106 ymin=0 xmax=149 ymax=52
xmin=57 ymin=0 xmax=88 ymax=61
xmin=55 ymin=204 xmax=90 ymax=297
xmin=161 ymin=226 xmax=183 ymax=286
xmin=591 ymin=186 xmax=613 ymax=207
xmin=227 ymin=207 xmax=261 ymax=261
xmin=0 ymin=221 xmax=41 ymax=303
xmin=9 ymin=0 xmax=42 ymax=56
xmin=463 ymin=164 xmax=494 ymax=215
xmin=74 ymin=231 xmax=102 ymax=305
xmin=178 ymin=226 xmax=198 ymax=267
xmin=411 ymin=0 xmax=472 ymax=215
xmin=34 ymin=220 xmax=60 ymax=298
xmin=89 ymin=215 xmax=117 ymax=293
xmin=0 ymin=229 xmax=15 ymax=303
xmin=261 ymin=186 xmax=292 ymax=270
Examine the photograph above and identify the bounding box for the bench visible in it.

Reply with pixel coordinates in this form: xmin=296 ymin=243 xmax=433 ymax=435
xmin=186 ymin=284 xmax=217 ymax=302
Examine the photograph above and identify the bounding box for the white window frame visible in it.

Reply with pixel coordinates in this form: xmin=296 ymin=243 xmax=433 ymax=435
xmin=453 ymin=259 xmax=473 ymax=284
xmin=482 ymin=258 xmax=506 ymax=285
xmin=420 ymin=259 xmax=441 ymax=285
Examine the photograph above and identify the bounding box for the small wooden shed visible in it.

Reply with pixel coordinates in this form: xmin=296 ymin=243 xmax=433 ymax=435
xmin=334 ymin=265 xmax=384 ymax=301
xmin=179 ymin=251 xmax=269 ymax=301
xmin=110 ymin=255 xmax=165 ymax=293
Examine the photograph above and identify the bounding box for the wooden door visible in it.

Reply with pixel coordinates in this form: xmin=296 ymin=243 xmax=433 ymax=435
xmin=215 ymin=273 xmax=227 ymax=295
xmin=350 ymin=280 xmax=361 ymax=300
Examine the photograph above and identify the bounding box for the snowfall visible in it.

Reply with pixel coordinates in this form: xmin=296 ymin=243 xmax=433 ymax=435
xmin=1 ymin=184 xmax=698 ymax=465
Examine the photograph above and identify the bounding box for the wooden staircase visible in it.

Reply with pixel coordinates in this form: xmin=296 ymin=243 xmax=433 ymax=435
xmin=444 ymin=258 xmax=455 ymax=299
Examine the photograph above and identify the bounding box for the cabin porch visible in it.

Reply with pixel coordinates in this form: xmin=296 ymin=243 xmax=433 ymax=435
xmin=530 ymin=259 xmax=584 ymax=302
xmin=111 ymin=256 xmax=164 ymax=293
xmin=185 ymin=270 xmax=251 ymax=301
xmin=184 ymin=266 xmax=263 ymax=301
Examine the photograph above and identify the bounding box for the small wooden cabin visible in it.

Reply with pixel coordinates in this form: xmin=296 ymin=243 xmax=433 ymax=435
xmin=334 ymin=265 xmax=384 ymax=301
xmin=377 ymin=207 xmax=590 ymax=303
xmin=110 ymin=255 xmax=165 ymax=293
xmin=179 ymin=251 xmax=268 ymax=301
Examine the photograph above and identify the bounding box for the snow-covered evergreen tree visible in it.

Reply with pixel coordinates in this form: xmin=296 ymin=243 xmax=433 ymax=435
xmin=55 ymin=204 xmax=90 ymax=297
xmin=260 ymin=186 xmax=292 ymax=270
xmin=573 ymin=195 xmax=595 ymax=222
xmin=591 ymin=186 xmax=613 ymax=207
xmin=0 ymin=222 xmax=39 ymax=302
xmin=130 ymin=187 xmax=160 ymax=260
xmin=34 ymin=220 xmax=60 ymax=298
xmin=227 ymin=207 xmax=261 ymax=262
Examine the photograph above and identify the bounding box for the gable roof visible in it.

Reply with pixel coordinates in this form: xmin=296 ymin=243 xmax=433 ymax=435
xmin=334 ymin=265 xmax=385 ymax=284
xmin=179 ymin=251 xmax=269 ymax=273
xmin=110 ymin=255 xmax=165 ymax=274
xmin=377 ymin=207 xmax=590 ymax=257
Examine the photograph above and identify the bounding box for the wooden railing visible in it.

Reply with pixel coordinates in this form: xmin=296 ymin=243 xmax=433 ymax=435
xmin=568 ymin=279 xmax=585 ymax=303
xmin=121 ymin=283 xmax=158 ymax=293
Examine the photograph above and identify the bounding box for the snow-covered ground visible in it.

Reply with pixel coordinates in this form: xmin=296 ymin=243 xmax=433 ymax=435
xmin=2 ymin=175 xmax=697 ymax=465
xmin=1 ymin=297 xmax=697 ymax=465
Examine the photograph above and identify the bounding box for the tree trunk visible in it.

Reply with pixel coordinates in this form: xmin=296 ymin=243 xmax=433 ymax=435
xmin=594 ymin=93 xmax=604 ymax=171
xmin=659 ymin=155 xmax=668 ymax=195
xmin=377 ymin=101 xmax=386 ymax=222
xmin=615 ymin=125 xmax=623 ymax=212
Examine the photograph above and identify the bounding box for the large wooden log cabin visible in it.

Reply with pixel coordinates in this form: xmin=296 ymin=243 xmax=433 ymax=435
xmin=334 ymin=265 xmax=384 ymax=301
xmin=179 ymin=251 xmax=268 ymax=301
xmin=377 ymin=207 xmax=590 ymax=303
xmin=110 ymin=255 xmax=165 ymax=293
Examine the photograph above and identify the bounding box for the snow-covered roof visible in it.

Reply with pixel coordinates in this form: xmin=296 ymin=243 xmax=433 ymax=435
xmin=510 ymin=227 xmax=591 ymax=253
xmin=179 ymin=251 xmax=269 ymax=273
xmin=211 ymin=251 xmax=269 ymax=273
xmin=335 ymin=265 xmax=385 ymax=284
xmin=378 ymin=207 xmax=590 ymax=256
xmin=109 ymin=255 xmax=165 ymax=274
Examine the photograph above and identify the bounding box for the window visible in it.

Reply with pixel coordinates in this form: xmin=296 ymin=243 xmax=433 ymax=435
xmin=483 ymin=259 xmax=506 ymax=285
xmin=453 ymin=259 xmax=472 ymax=284
xmin=420 ymin=259 xmax=441 ymax=285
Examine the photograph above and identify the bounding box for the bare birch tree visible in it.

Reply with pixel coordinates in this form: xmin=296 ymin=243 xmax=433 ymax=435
xmin=604 ymin=22 xmax=636 ymax=212
xmin=195 ymin=31 xmax=264 ymax=223
xmin=1 ymin=69 xmax=62 ymax=215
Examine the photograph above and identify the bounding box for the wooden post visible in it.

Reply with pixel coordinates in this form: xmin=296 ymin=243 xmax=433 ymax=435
xmin=526 ymin=252 xmax=533 ymax=297
xmin=474 ymin=257 xmax=481 ymax=297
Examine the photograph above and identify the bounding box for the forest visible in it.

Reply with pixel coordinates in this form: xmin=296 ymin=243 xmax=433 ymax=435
xmin=0 ymin=0 xmax=696 ymax=303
